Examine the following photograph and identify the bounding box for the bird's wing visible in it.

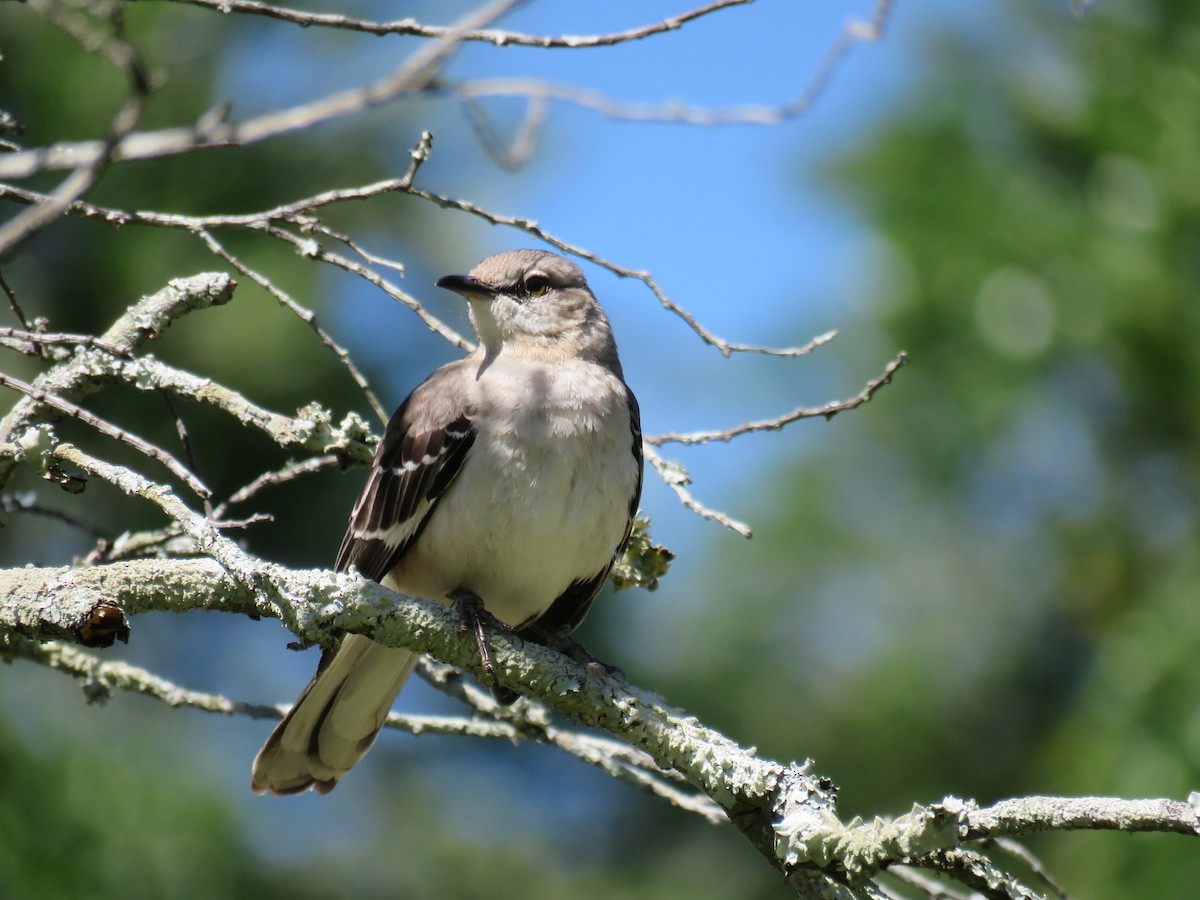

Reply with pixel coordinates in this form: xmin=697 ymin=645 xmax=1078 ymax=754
xmin=336 ymin=369 xmax=476 ymax=582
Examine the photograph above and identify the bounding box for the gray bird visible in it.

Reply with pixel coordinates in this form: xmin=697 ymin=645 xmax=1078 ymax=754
xmin=251 ymin=249 xmax=643 ymax=795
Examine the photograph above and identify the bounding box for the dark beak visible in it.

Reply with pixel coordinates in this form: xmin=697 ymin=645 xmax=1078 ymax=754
xmin=435 ymin=274 xmax=496 ymax=300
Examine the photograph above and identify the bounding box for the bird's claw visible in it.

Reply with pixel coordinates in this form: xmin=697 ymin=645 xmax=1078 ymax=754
xmin=448 ymin=588 xmax=519 ymax=704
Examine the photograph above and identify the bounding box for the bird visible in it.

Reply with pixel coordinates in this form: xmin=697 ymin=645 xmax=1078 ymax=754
xmin=251 ymin=249 xmax=643 ymax=795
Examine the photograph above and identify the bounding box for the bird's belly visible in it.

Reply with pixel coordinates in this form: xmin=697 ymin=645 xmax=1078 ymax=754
xmin=388 ymin=417 xmax=636 ymax=627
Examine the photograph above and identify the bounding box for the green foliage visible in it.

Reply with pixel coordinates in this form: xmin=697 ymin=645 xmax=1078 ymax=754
xmin=0 ymin=710 xmax=328 ymax=900
xmin=666 ymin=1 xmax=1200 ymax=895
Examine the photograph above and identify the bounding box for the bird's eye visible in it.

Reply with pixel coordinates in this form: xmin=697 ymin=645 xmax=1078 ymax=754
xmin=524 ymin=275 xmax=550 ymax=296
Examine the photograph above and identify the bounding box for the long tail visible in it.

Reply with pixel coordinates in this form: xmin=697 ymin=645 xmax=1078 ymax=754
xmin=251 ymin=635 xmax=417 ymax=795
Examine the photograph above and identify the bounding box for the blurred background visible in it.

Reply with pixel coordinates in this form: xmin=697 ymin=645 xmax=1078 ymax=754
xmin=2 ymin=0 xmax=1199 ymax=897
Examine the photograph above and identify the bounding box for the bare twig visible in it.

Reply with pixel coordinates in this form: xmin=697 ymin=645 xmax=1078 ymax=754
xmin=0 ymin=491 xmax=108 ymax=541
xmin=444 ymin=0 xmax=895 ymax=126
xmin=0 ymin=372 xmax=211 ymax=499
xmin=134 ymin=0 xmax=752 ymax=48
xmin=258 ymin=223 xmax=473 ymax=353
xmin=401 ymin=183 xmax=820 ymax=358
xmin=0 ymin=1 xmax=151 ymax=258
xmin=0 ymin=270 xmax=33 ymax=331
xmin=0 ymin=174 xmax=797 ymax=358
xmin=886 ymin=866 xmax=974 ymax=900
xmin=212 ymin=454 xmax=341 ymax=520
xmin=643 ymin=445 xmax=752 ymax=537
xmin=190 ymin=227 xmax=390 ymax=424
xmin=913 ymin=848 xmax=1041 ymax=900
xmin=648 ymin=351 xmax=908 ymax=446
xmin=0 ymin=327 xmax=132 ymax=360
xmin=984 ymin=837 xmax=1067 ymax=899
xmin=159 ymin=390 xmax=213 ymax=516
xmin=0 ymin=0 xmax=521 ymax=181
xmin=461 ymin=93 xmax=548 ymax=170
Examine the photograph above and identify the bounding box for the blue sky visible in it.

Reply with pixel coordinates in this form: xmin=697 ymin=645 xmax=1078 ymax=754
xmin=7 ymin=0 xmax=1039 ymax=869
xmin=386 ymin=1 xmax=994 ymax=600
xmin=212 ymin=0 xmax=974 ymax=596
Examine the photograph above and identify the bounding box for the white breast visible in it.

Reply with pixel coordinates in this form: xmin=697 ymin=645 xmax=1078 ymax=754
xmin=388 ymin=357 xmax=638 ymax=627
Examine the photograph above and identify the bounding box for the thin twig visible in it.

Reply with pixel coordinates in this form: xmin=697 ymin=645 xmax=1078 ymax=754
xmin=0 ymin=0 xmax=521 ymax=181
xmin=0 ymin=1 xmax=152 ymax=258
xmin=0 ymin=491 xmax=109 ymax=541
xmin=402 ymin=183 xmax=819 ymax=358
xmin=0 ymin=372 xmax=211 ymax=499
xmin=986 ymin=837 xmax=1068 ymax=900
xmin=886 ymin=866 xmax=973 ymax=900
xmin=136 ymin=0 xmax=752 ymax=48
xmin=191 ymin=227 xmax=390 ymax=424
xmin=159 ymin=390 xmax=213 ymax=517
xmin=0 ymin=270 xmax=33 ymax=331
xmin=643 ymin=444 xmax=752 ymax=537
xmin=212 ymin=453 xmax=341 ymax=520
xmin=648 ymin=351 xmax=908 ymax=446
xmin=260 ymin=223 xmax=472 ymax=352
xmin=2 ymin=635 xmax=285 ymax=716
xmin=460 ymin=93 xmax=548 ymax=170
xmin=0 ymin=326 xmax=132 ymax=359
xmin=914 ymin=848 xmax=1042 ymax=900
xmin=445 ymin=0 xmax=894 ymax=127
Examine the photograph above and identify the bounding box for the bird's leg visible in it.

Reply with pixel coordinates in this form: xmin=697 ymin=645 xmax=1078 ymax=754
xmin=448 ymin=587 xmax=519 ymax=704
xmin=546 ymin=628 xmax=624 ymax=682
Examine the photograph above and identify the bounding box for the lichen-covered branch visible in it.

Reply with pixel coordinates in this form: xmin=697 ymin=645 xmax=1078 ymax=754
xmin=3 ymin=555 xmax=1196 ymax=897
xmin=0 ymin=273 xmax=236 ymax=490
xmin=0 ymin=555 xmax=834 ymax=878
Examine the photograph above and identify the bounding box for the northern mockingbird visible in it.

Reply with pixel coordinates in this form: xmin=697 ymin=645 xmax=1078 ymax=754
xmin=251 ymin=249 xmax=643 ymax=795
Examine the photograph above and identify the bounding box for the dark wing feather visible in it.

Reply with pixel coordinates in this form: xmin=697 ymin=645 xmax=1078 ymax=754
xmin=336 ymin=371 xmax=476 ymax=583
xmin=522 ymin=383 xmax=644 ymax=641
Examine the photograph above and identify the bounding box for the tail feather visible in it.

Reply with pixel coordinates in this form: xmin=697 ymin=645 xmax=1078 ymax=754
xmin=251 ymin=634 xmax=416 ymax=795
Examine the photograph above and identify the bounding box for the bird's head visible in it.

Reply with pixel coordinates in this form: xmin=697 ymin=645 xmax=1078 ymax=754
xmin=437 ymin=249 xmax=619 ymax=368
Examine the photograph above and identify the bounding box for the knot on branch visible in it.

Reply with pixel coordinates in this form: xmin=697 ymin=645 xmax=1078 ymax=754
xmin=292 ymin=403 xmax=375 ymax=465
xmin=771 ymin=767 xmax=843 ymax=870
xmin=609 ymin=516 xmax=673 ymax=592
xmin=778 ymin=791 xmax=972 ymax=880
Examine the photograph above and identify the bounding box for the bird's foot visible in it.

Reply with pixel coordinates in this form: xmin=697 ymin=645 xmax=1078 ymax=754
xmin=548 ymin=630 xmax=624 ymax=683
xmin=448 ymin=588 xmax=519 ymax=705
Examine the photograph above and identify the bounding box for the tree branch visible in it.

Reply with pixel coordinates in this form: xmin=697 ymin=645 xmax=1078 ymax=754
xmin=0 ymin=0 xmax=521 ymax=180
xmin=647 ymin=352 xmax=909 ymax=447
xmin=0 ymin=555 xmax=834 ymax=872
xmin=4 ymin=555 xmax=1194 ymax=896
xmin=137 ymin=0 xmax=753 ymax=48
xmin=0 ymin=272 xmax=236 ymax=492
xmin=1 ymin=631 xmax=726 ymax=822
